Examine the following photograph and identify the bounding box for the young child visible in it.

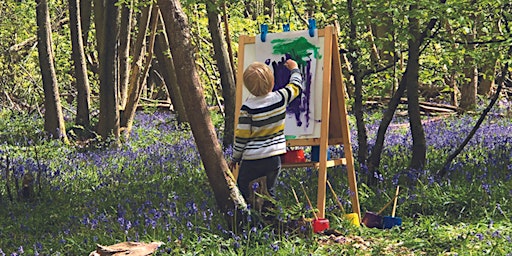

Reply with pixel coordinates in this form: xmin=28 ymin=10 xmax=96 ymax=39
xmin=230 ymin=59 xmax=303 ymax=206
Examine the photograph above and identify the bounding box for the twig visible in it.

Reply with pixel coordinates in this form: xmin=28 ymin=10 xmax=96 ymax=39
xmin=5 ymin=155 xmax=13 ymax=202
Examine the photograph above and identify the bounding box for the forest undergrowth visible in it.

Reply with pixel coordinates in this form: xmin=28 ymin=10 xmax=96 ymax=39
xmin=0 ymin=105 xmax=511 ymax=255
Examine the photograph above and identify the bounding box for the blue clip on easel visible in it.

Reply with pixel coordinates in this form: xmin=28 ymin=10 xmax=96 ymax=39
xmin=283 ymin=23 xmax=290 ymax=32
xmin=308 ymin=18 xmax=316 ymax=37
xmin=260 ymin=24 xmax=268 ymax=42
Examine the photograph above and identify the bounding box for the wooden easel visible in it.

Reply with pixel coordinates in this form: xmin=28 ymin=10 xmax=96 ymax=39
xmin=234 ymin=26 xmax=360 ymax=221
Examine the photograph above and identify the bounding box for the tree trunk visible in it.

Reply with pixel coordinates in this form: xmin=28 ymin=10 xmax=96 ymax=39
xmin=94 ymin=0 xmax=119 ymax=140
xmin=154 ymin=21 xmax=188 ymax=123
xmin=69 ymin=0 xmax=91 ymax=128
xmin=406 ymin=4 xmax=426 ymax=170
xmin=158 ymin=0 xmax=246 ymax=229
xmin=36 ymin=0 xmax=68 ymax=142
xmin=206 ymin=1 xmax=236 ymax=149
xmin=80 ymin=0 xmax=92 ymax=45
xmin=347 ymin=0 xmax=369 ymax=173
xmin=122 ymin=5 xmax=159 ymax=138
xmin=444 ymin=21 xmax=459 ymax=107
xmin=118 ymin=0 xmax=133 ymax=109
xmin=460 ymin=7 xmax=478 ymax=111
xmin=263 ymin=0 xmax=274 ymax=22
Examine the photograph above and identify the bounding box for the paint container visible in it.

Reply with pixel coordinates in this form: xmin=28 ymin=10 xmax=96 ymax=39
xmin=343 ymin=213 xmax=360 ymax=227
xmin=281 ymin=149 xmax=305 ymax=163
xmin=311 ymin=146 xmax=331 ymax=162
xmin=362 ymin=212 xmax=383 ymax=228
xmin=382 ymin=216 xmax=402 ymax=229
xmin=312 ymin=218 xmax=330 ymax=233
xmin=382 ymin=186 xmax=402 ymax=229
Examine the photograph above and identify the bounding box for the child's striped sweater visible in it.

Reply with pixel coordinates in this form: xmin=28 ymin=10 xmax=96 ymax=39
xmin=233 ymin=68 xmax=303 ymax=162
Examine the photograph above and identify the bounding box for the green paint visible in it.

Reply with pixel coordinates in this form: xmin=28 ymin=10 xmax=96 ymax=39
xmin=271 ymin=36 xmax=322 ymax=65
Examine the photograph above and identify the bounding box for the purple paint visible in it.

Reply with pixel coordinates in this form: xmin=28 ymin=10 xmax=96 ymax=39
xmin=269 ymin=57 xmax=312 ymax=128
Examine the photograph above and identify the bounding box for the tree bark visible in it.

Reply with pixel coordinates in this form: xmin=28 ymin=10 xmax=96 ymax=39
xmin=36 ymin=0 xmax=68 ymax=142
xmin=158 ymin=0 xmax=247 ymax=229
xmin=460 ymin=4 xmax=478 ymax=111
xmin=69 ymin=0 xmax=91 ymax=128
xmin=118 ymin=0 xmax=133 ymax=109
xmin=206 ymin=1 xmax=236 ymax=149
xmin=94 ymin=0 xmax=119 ymax=140
xmin=122 ymin=4 xmax=159 ymax=138
xmin=406 ymin=4 xmax=426 ymax=170
xmin=154 ymin=19 xmax=188 ymax=123
xmin=80 ymin=0 xmax=92 ymax=45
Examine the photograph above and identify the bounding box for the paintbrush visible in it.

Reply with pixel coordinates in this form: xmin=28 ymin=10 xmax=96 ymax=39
xmin=326 ymin=179 xmax=346 ymax=214
xmin=299 ymin=182 xmax=319 ymax=220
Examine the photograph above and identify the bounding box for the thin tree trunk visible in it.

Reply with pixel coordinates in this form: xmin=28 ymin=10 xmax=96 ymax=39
xmin=120 ymin=4 xmax=151 ymax=128
xmin=206 ymin=1 xmax=236 ymax=148
xmin=222 ymin=2 xmax=236 ymax=81
xmin=406 ymin=4 xmax=426 ymax=170
xmin=122 ymin=5 xmax=159 ymax=138
xmin=94 ymin=0 xmax=119 ymax=140
xmin=154 ymin=17 xmax=188 ymax=123
xmin=158 ymin=0 xmax=247 ymax=230
xmin=69 ymin=0 xmax=91 ymax=128
xmin=80 ymin=0 xmax=92 ymax=45
xmin=118 ymin=0 xmax=133 ymax=109
xmin=444 ymin=21 xmax=459 ymax=107
xmin=36 ymin=0 xmax=68 ymax=142
xmin=347 ymin=0 xmax=369 ymax=173
xmin=460 ymin=4 xmax=478 ymax=111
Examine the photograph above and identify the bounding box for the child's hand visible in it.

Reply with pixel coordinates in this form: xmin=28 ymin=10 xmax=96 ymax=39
xmin=284 ymin=59 xmax=298 ymax=70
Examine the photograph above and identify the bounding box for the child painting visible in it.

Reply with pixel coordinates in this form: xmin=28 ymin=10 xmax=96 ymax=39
xmin=230 ymin=59 xmax=303 ymax=210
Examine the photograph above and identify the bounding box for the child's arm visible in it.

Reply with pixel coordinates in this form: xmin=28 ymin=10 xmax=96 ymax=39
xmin=281 ymin=59 xmax=303 ymax=102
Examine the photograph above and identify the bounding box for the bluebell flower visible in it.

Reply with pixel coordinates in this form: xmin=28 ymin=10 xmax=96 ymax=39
xmin=270 ymin=243 xmax=279 ymax=252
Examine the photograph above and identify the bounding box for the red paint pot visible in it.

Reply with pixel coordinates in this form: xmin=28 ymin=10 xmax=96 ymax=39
xmin=362 ymin=212 xmax=383 ymax=228
xmin=382 ymin=216 xmax=402 ymax=229
xmin=312 ymin=218 xmax=330 ymax=233
xmin=281 ymin=149 xmax=306 ymax=163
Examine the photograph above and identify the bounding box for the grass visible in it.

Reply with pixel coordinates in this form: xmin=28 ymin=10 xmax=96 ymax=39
xmin=0 ymin=108 xmax=511 ymax=255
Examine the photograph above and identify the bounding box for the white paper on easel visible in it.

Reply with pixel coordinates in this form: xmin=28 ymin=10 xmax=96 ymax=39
xmin=255 ymin=30 xmax=321 ymax=136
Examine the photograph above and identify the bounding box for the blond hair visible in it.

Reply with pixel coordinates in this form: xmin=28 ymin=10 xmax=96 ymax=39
xmin=243 ymin=62 xmax=274 ymax=96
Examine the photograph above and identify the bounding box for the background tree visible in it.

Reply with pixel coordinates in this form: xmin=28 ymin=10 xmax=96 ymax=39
xmin=118 ymin=0 xmax=133 ymax=109
xmin=121 ymin=4 xmax=159 ymax=138
xmin=206 ymin=0 xmax=236 ymax=148
xmin=36 ymin=0 xmax=68 ymax=142
xmin=405 ymin=3 xmax=426 ymax=170
xmin=154 ymin=18 xmax=188 ymax=123
xmin=94 ymin=0 xmax=119 ymax=140
xmin=69 ymin=0 xmax=91 ymax=129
